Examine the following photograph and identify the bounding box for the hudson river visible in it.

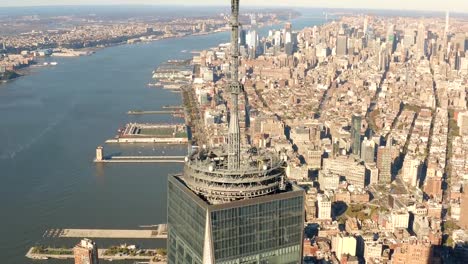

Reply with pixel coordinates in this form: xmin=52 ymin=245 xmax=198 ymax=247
xmin=0 ymin=13 xmax=324 ymax=264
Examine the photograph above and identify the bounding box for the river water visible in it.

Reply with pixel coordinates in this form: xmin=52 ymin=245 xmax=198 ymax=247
xmin=0 ymin=12 xmax=324 ymax=264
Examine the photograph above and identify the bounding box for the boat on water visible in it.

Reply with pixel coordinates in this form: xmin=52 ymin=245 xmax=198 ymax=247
xmin=43 ymin=62 xmax=49 ymax=66
xmin=50 ymin=62 xmax=58 ymax=66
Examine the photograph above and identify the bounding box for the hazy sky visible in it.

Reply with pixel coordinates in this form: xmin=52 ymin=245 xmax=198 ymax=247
xmin=3 ymin=0 xmax=468 ymax=13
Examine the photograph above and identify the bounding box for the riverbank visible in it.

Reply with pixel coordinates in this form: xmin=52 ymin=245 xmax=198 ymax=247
xmin=0 ymin=17 xmax=290 ymax=84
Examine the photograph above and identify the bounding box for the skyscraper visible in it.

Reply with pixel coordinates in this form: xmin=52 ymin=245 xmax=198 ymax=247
xmin=377 ymin=146 xmax=392 ymax=184
xmin=74 ymin=239 xmax=99 ymax=264
xmin=445 ymin=10 xmax=450 ymax=37
xmin=417 ymin=22 xmax=426 ymax=58
xmin=361 ymin=137 xmax=375 ymax=164
xmin=336 ymin=34 xmax=348 ymax=56
xmin=363 ymin=16 xmax=368 ymax=36
xmin=351 ymin=114 xmax=362 ymax=156
xmin=458 ymin=111 xmax=468 ymax=136
xmin=167 ymin=1 xmax=305 ymax=263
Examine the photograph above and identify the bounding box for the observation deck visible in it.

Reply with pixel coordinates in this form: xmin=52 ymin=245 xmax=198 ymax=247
xmin=184 ymin=147 xmax=287 ymax=204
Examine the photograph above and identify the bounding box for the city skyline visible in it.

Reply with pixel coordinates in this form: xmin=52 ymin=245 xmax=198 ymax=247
xmin=3 ymin=0 xmax=468 ymax=13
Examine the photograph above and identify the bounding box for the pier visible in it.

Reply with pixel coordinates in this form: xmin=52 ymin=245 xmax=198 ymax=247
xmin=127 ymin=110 xmax=183 ymax=115
xmin=43 ymin=225 xmax=167 ymax=239
xmin=94 ymin=155 xmax=185 ymax=163
xmin=26 ymin=247 xmax=166 ymax=262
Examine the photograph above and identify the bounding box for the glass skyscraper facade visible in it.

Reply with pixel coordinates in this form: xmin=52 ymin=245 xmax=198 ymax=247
xmin=168 ymin=175 xmax=304 ymax=264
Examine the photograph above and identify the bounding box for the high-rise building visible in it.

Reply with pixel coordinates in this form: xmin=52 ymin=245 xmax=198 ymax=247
xmin=246 ymin=29 xmax=258 ymax=59
xmin=360 ymin=137 xmax=375 ymax=164
xmin=402 ymin=157 xmax=421 ymax=187
xmin=74 ymin=239 xmax=99 ymax=264
xmin=377 ymin=146 xmax=392 ymax=184
xmin=404 ymin=29 xmax=416 ymax=47
xmin=363 ymin=16 xmax=368 ymax=35
xmin=445 ymin=10 xmax=450 ymax=37
xmin=454 ymin=33 xmax=466 ymax=52
xmin=317 ymin=193 xmax=332 ymax=219
xmin=336 ymin=34 xmax=348 ymax=56
xmin=239 ymin=28 xmax=247 ymax=47
xmin=351 ymin=114 xmax=362 ymax=156
xmin=386 ymin=24 xmax=395 ymax=53
xmin=417 ymin=22 xmax=426 ymax=58
xmin=167 ymin=1 xmax=304 ymax=263
xmin=458 ymin=111 xmax=468 ymax=136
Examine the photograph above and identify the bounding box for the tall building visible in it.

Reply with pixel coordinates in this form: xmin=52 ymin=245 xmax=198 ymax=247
xmin=336 ymin=34 xmax=348 ymax=56
xmin=317 ymin=194 xmax=332 ymax=219
xmin=404 ymin=28 xmax=416 ymax=47
xmin=402 ymin=157 xmax=421 ymax=187
xmin=363 ymin=16 xmax=368 ymax=35
xmin=386 ymin=24 xmax=395 ymax=53
xmin=459 ymin=111 xmax=468 ymax=136
xmin=377 ymin=146 xmax=392 ymax=184
xmin=361 ymin=137 xmax=375 ymax=164
xmin=246 ymin=29 xmax=258 ymax=59
xmin=417 ymin=22 xmax=426 ymax=58
xmin=351 ymin=114 xmax=362 ymax=156
xmin=74 ymin=239 xmax=99 ymax=264
xmin=445 ymin=10 xmax=450 ymax=37
xmin=454 ymin=33 xmax=466 ymax=52
xmin=167 ymin=1 xmax=304 ymax=263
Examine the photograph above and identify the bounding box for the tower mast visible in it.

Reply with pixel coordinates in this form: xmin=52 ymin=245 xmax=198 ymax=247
xmin=227 ymin=0 xmax=242 ymax=170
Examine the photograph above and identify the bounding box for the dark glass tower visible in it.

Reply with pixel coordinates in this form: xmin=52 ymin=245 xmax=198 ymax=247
xmin=351 ymin=114 xmax=362 ymax=156
xmin=167 ymin=1 xmax=304 ymax=263
xmin=168 ymin=176 xmax=304 ymax=264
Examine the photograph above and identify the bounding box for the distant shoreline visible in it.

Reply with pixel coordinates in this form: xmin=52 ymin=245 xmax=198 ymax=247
xmin=0 ymin=18 xmax=291 ymax=84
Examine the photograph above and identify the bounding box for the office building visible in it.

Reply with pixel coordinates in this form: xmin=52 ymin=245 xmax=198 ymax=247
xmin=317 ymin=194 xmax=332 ymax=219
xmin=404 ymin=28 xmax=416 ymax=47
xmin=351 ymin=114 xmax=362 ymax=156
xmin=445 ymin=10 xmax=450 ymax=36
xmin=361 ymin=137 xmax=375 ymax=164
xmin=74 ymin=239 xmax=99 ymax=264
xmin=458 ymin=111 xmax=468 ymax=136
xmin=323 ymin=157 xmax=367 ymax=188
xmin=377 ymin=146 xmax=392 ymax=184
xmin=167 ymin=1 xmax=304 ymax=263
xmin=402 ymin=157 xmax=421 ymax=187
xmin=417 ymin=22 xmax=426 ymax=58
xmin=336 ymin=34 xmax=348 ymax=56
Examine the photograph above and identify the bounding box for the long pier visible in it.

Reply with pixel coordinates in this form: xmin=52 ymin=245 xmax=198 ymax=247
xmin=127 ymin=110 xmax=183 ymax=115
xmin=43 ymin=226 xmax=167 ymax=239
xmin=94 ymin=155 xmax=185 ymax=163
xmin=26 ymin=247 xmax=166 ymax=262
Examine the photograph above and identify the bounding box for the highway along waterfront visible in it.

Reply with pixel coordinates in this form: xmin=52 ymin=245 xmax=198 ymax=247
xmin=0 ymin=12 xmax=324 ymax=264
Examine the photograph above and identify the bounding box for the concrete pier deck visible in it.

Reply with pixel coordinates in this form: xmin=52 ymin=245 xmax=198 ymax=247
xmin=57 ymin=229 xmax=167 ymax=239
xmin=94 ymin=155 xmax=185 ymax=163
xmin=44 ymin=228 xmax=167 ymax=239
xmin=26 ymin=247 xmax=167 ymax=262
xmin=127 ymin=110 xmax=183 ymax=115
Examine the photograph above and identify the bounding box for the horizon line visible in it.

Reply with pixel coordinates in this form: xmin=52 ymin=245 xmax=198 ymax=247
xmin=0 ymin=4 xmax=466 ymax=15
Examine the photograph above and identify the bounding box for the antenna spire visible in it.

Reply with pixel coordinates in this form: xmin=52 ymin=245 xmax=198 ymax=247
xmin=227 ymin=0 xmax=241 ymax=170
